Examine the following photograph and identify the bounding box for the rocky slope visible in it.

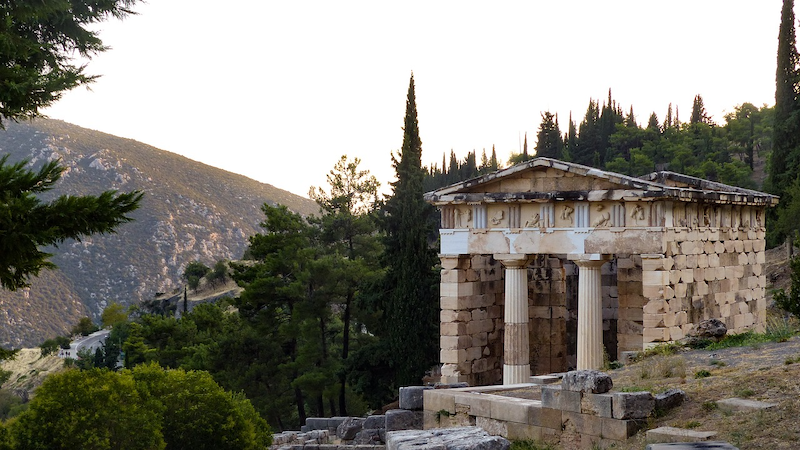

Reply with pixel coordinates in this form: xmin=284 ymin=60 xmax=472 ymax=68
xmin=0 ymin=119 xmax=318 ymax=347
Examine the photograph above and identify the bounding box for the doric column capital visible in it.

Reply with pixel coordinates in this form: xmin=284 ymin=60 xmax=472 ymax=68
xmin=568 ymin=253 xmax=610 ymax=268
xmin=493 ymin=253 xmax=531 ymax=268
xmin=439 ymin=254 xmax=471 ymax=270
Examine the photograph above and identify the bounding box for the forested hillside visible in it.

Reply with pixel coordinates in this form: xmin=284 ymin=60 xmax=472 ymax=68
xmin=0 ymin=119 xmax=317 ymax=347
xmin=425 ymin=93 xmax=772 ymax=193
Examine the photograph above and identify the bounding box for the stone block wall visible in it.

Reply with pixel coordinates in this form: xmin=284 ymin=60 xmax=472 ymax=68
xmin=636 ymin=227 xmax=767 ymax=349
xmin=527 ymin=255 xmax=569 ymax=375
xmin=423 ymin=380 xmax=650 ymax=448
xmin=440 ymin=253 xmax=623 ymax=383
xmin=439 ymin=255 xmax=504 ymax=385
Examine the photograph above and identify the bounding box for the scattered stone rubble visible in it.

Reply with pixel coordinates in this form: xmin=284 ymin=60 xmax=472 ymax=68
xmin=272 ymin=384 xmax=486 ymax=450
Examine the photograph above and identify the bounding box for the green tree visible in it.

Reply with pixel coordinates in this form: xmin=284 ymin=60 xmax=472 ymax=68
xmin=0 ymin=156 xmax=142 ymax=290
xmin=232 ymin=204 xmax=316 ymax=424
xmin=9 ymin=368 xmax=165 ymax=450
xmin=381 ymin=74 xmax=439 ymax=386
xmin=309 ymin=155 xmax=381 ymax=414
xmin=39 ymin=336 xmax=70 ymax=357
xmin=0 ymin=0 xmax=141 ymax=124
xmin=690 ymin=94 xmax=712 ymax=125
xmin=101 ymin=303 xmax=127 ymax=329
xmin=534 ymin=111 xmax=564 ymax=159
xmin=131 ymin=364 xmax=271 ymax=450
xmin=574 ymin=99 xmax=601 ymax=166
xmin=770 ymin=0 xmax=800 ymax=198
xmin=769 ymin=0 xmax=800 ymax=245
xmin=184 ymin=261 xmax=210 ymax=291
xmin=71 ymin=316 xmax=99 ymax=336
xmin=205 ymin=260 xmax=229 ymax=287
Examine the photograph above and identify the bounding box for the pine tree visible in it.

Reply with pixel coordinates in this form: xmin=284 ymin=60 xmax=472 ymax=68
xmin=770 ymin=0 xmax=800 ymax=200
xmin=0 ymin=1 xmax=141 ymax=125
xmin=647 ymin=112 xmax=661 ymax=133
xmin=382 ymin=75 xmax=439 ymax=386
xmin=0 ymin=157 xmax=142 ymax=290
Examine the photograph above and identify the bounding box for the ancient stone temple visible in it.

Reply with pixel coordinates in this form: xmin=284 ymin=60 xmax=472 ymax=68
xmin=424 ymin=158 xmax=777 ymax=386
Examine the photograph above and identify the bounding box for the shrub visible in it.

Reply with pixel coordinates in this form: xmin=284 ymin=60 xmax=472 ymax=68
xmin=695 ymin=369 xmax=712 ymax=379
xmin=8 ymin=365 xmax=272 ymax=450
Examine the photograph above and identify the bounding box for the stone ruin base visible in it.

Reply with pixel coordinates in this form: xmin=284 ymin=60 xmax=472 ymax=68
xmin=424 ymin=370 xmax=686 ymax=449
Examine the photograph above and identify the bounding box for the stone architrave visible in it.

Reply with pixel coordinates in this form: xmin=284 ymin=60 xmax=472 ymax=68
xmin=570 ymin=254 xmax=609 ymax=370
xmin=495 ymin=254 xmax=532 ymax=385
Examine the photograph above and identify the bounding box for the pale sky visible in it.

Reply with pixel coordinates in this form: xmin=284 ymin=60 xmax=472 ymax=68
xmin=42 ymin=1 xmax=785 ymax=198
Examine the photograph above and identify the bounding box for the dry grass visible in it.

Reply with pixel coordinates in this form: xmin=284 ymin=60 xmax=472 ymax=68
xmin=610 ymin=337 xmax=800 ymax=450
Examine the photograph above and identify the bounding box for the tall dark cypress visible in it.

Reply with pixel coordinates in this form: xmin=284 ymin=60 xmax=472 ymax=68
xmin=534 ymin=111 xmax=564 ymax=159
xmin=564 ymin=113 xmax=578 ymax=162
xmin=771 ymin=0 xmax=800 ymax=199
xmin=382 ymin=74 xmax=439 ymax=386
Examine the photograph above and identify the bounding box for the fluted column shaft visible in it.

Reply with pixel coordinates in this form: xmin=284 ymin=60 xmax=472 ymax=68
xmin=572 ymin=255 xmax=608 ymax=370
xmin=496 ymin=254 xmax=531 ymax=385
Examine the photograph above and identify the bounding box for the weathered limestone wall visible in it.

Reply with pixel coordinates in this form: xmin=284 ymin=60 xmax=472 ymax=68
xmin=439 ymin=255 xmax=504 ymax=386
xmin=638 ymin=227 xmax=767 ymax=348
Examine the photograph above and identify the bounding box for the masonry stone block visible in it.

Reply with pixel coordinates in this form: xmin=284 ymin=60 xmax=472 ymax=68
xmin=646 ymin=426 xmax=718 ymax=444
xmin=541 ymin=385 xmax=581 ymax=413
xmin=506 ymin=422 xmax=543 ymax=441
xmin=643 ymin=327 xmax=669 ymax=343
xmin=602 ymin=418 xmax=643 ymax=441
xmin=387 ymin=426 xmax=510 ymax=450
xmin=386 ymin=409 xmax=423 ymax=431
xmin=613 ymin=392 xmax=655 ymax=419
xmin=363 ymin=415 xmax=386 ymax=430
xmin=490 ymin=397 xmax=535 ymax=423
xmin=562 ymin=370 xmax=613 ymax=394
xmin=424 ymin=390 xmax=455 ymax=414
xmin=581 ymin=393 xmax=613 ymax=417
xmin=400 ymin=386 xmax=433 ymax=411
xmin=561 ymin=411 xmax=602 ymax=437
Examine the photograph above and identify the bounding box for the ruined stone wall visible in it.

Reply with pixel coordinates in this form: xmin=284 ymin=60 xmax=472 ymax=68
xmin=528 ymin=255 xmax=568 ymax=375
xmin=439 ymin=255 xmax=504 ymax=386
xmin=637 ymin=227 xmax=767 ymax=349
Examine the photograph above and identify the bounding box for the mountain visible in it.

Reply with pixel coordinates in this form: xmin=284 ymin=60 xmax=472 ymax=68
xmin=0 ymin=119 xmax=318 ymax=347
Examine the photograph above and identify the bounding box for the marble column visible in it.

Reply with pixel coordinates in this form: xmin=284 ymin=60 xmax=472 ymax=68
xmin=495 ymin=254 xmax=531 ymax=385
xmin=570 ymin=254 xmax=609 ymax=371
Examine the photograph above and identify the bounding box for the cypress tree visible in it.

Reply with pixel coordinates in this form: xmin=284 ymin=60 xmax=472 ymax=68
xmin=382 ymin=74 xmax=439 ymax=386
xmin=522 ymin=133 xmax=529 ymax=160
xmin=564 ymin=113 xmax=578 ymax=162
xmin=690 ymin=94 xmax=711 ymax=125
xmin=490 ymin=145 xmax=499 ymax=170
xmin=574 ymin=99 xmax=601 ymax=166
xmin=534 ymin=111 xmax=564 ymax=159
xmin=770 ymin=0 xmax=800 ymax=199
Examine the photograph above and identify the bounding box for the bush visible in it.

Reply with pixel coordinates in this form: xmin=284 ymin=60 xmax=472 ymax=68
xmin=8 ymin=365 xmax=272 ymax=450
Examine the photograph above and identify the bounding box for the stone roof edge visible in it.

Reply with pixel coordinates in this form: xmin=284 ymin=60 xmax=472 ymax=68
xmin=640 ymin=171 xmax=778 ymax=202
xmin=423 ymin=157 xmax=779 ymax=206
